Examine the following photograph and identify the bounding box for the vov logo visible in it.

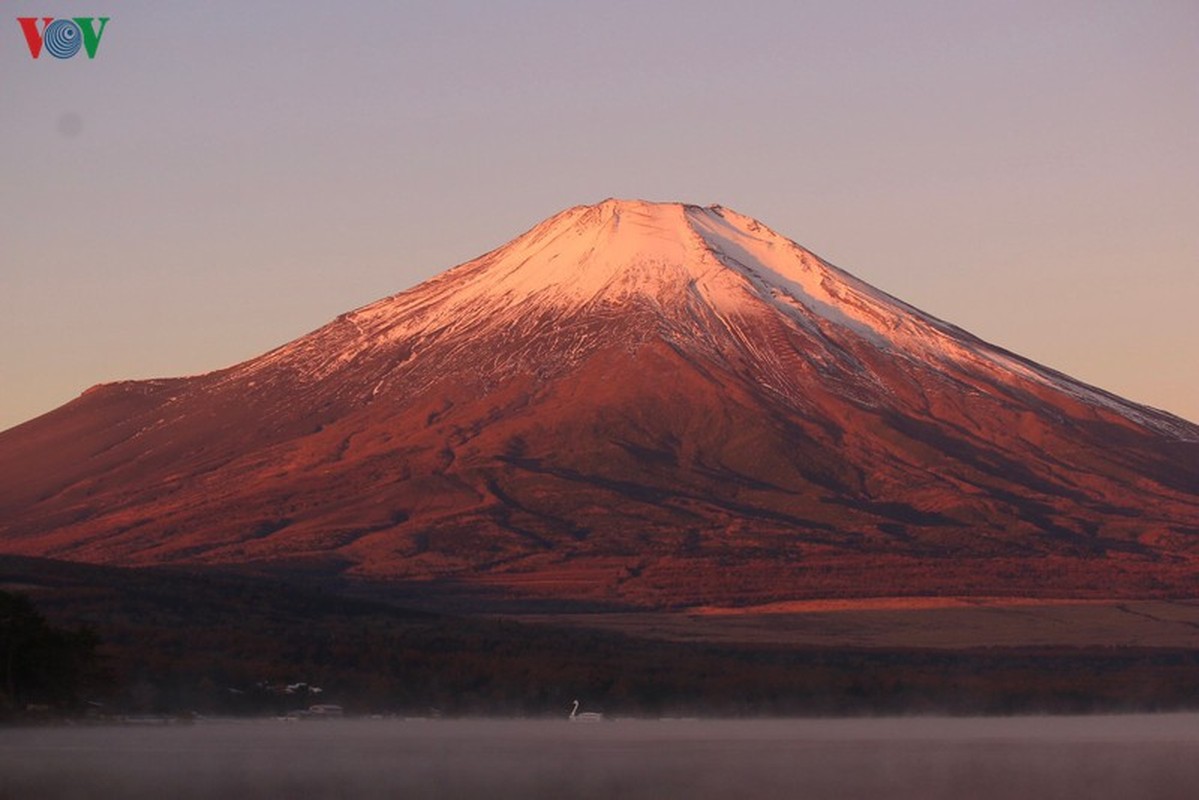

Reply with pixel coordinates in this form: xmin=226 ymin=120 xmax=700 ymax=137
xmin=18 ymin=17 xmax=110 ymax=59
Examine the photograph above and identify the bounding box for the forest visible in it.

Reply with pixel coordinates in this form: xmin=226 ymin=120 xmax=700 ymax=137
xmin=0 ymin=588 xmax=103 ymax=714
xmin=2 ymin=555 xmax=1198 ymax=720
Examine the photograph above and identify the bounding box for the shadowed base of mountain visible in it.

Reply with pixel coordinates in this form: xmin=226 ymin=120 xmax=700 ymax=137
xmin=4 ymin=556 xmax=1199 ymax=718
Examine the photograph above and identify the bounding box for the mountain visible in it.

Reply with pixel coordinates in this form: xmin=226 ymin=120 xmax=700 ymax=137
xmin=2 ymin=199 xmax=1197 ymax=609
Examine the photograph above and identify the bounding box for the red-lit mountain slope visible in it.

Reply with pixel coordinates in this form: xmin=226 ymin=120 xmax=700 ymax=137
xmin=2 ymin=200 xmax=1197 ymax=608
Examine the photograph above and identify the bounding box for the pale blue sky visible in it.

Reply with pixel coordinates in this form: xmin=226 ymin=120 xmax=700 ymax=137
xmin=2 ymin=1 xmax=1196 ymax=430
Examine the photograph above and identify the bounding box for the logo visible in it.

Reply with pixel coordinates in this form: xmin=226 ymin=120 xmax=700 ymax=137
xmin=18 ymin=17 xmax=109 ymax=59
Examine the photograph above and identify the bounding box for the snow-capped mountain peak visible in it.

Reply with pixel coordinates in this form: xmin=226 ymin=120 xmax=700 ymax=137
xmin=241 ymin=199 xmax=1193 ymax=440
xmin=3 ymin=199 xmax=1195 ymax=608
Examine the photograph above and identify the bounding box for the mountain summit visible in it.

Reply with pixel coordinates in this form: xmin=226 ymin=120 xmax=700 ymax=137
xmin=2 ymin=200 xmax=1197 ymax=608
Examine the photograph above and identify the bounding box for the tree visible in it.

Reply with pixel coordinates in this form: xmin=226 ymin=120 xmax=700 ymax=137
xmin=0 ymin=590 xmax=103 ymax=715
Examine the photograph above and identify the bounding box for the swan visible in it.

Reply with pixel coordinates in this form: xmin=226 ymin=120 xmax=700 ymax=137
xmin=569 ymin=699 xmax=603 ymax=722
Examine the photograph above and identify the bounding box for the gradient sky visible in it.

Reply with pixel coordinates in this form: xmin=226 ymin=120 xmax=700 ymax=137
xmin=2 ymin=1 xmax=1196 ymax=431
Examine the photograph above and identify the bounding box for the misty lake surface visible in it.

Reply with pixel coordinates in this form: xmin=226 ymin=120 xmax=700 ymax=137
xmin=3 ymin=714 xmax=1198 ymax=799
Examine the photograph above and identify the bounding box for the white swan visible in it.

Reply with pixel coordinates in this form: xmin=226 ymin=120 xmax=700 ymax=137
xmin=569 ymin=699 xmax=604 ymax=722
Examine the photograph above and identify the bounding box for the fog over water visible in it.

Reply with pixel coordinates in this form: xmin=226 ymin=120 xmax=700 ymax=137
xmin=3 ymin=715 xmax=1198 ymax=799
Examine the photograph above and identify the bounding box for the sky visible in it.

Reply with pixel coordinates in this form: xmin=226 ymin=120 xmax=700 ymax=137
xmin=2 ymin=0 xmax=1196 ymax=431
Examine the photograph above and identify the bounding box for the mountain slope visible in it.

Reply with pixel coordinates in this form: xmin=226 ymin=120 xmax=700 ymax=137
xmin=2 ymin=199 xmax=1197 ymax=608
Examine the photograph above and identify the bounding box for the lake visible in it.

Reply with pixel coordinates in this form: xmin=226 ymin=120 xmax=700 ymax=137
xmin=2 ymin=714 xmax=1198 ymax=799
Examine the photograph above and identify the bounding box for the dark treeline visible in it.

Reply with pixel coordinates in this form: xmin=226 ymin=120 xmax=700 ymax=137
xmin=0 ymin=589 xmax=104 ymax=716
xmin=2 ymin=556 xmax=1198 ymax=719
